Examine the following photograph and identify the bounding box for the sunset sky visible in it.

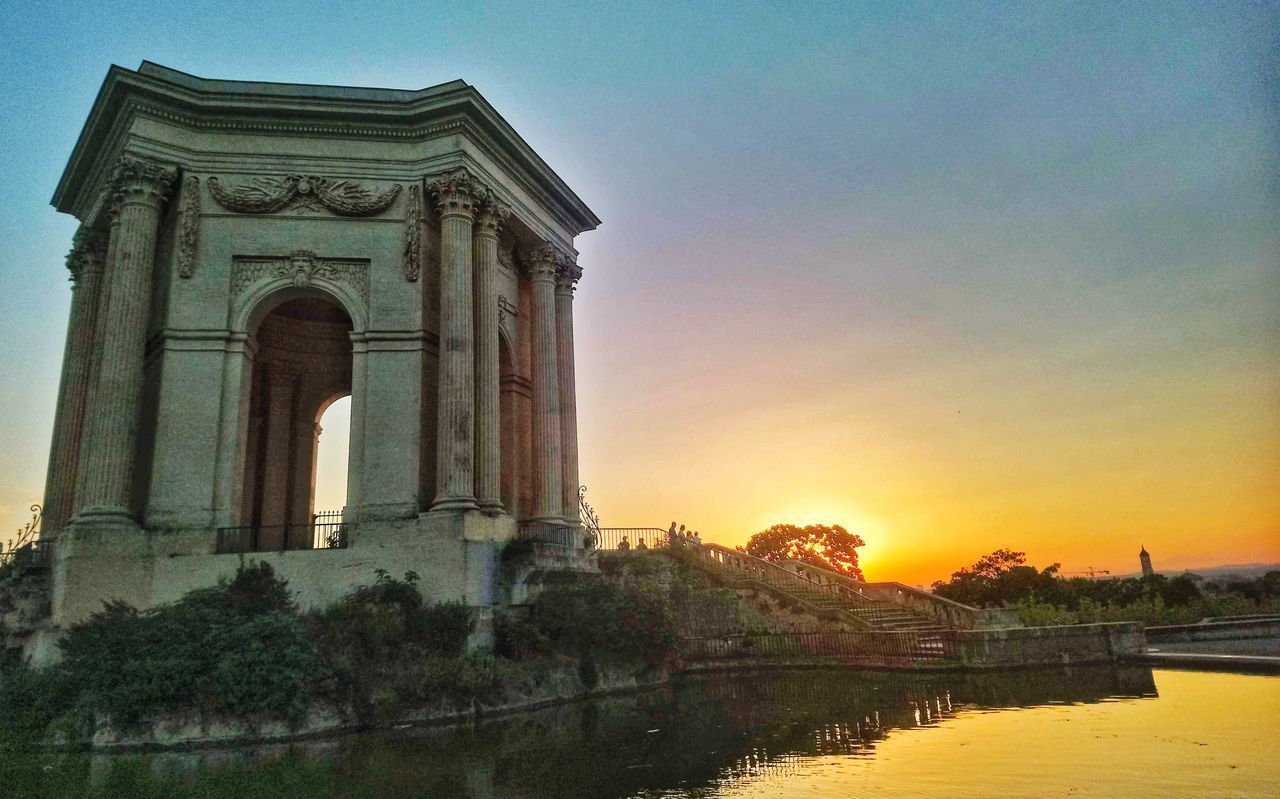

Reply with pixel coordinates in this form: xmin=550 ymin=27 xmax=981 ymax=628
xmin=1 ymin=2 xmax=1276 ymax=585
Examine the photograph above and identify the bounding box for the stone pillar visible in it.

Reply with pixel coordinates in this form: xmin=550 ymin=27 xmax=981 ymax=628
xmin=41 ymin=227 xmax=106 ymax=539
xmin=527 ymin=244 xmax=563 ymax=522
xmin=555 ymin=257 xmax=583 ymax=522
xmin=473 ymin=196 xmax=508 ymax=514
xmin=73 ymin=158 xmax=175 ymax=524
xmin=212 ymin=333 xmax=254 ymax=528
xmin=259 ymin=361 xmax=299 ymax=537
xmin=428 ymin=170 xmax=484 ymax=512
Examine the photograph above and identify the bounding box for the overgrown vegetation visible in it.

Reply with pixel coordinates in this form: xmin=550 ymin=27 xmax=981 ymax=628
xmin=1 ymin=563 xmax=320 ymax=745
xmin=1 ymin=558 xmax=691 ymax=748
xmin=931 ymin=549 xmax=1280 ymax=625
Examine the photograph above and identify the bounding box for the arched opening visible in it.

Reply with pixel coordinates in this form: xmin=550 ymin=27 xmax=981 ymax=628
xmin=314 ymin=395 xmax=350 ymax=515
xmin=239 ymin=296 xmax=353 ymax=550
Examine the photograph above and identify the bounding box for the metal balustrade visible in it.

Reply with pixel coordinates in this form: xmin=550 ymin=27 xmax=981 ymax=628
xmin=215 ymin=511 xmax=349 ymax=554
xmin=681 ymin=630 xmax=959 ymax=664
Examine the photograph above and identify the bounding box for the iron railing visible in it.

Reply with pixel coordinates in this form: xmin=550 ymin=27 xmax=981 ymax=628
xmin=595 ymin=527 xmax=671 ymax=551
xmin=515 ymin=520 xmax=591 ymax=549
xmin=681 ymin=630 xmax=959 ymax=664
xmin=215 ymin=511 xmax=349 ymax=554
xmin=0 ymin=539 xmax=55 ymax=573
xmin=0 ymin=504 xmax=49 ymax=575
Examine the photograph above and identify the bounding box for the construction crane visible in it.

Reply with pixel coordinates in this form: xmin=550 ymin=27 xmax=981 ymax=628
xmin=1064 ymin=566 xmax=1111 ymax=578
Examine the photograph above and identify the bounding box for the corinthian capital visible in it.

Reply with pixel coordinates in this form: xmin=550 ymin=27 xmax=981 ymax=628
xmin=522 ymin=242 xmax=559 ymax=282
xmin=65 ymin=225 xmax=107 ymax=283
xmin=474 ymin=190 xmax=510 ymax=237
xmin=110 ymin=156 xmax=177 ymax=209
xmin=426 ymin=168 xmax=489 ymax=220
xmin=555 ymin=253 xmax=583 ymax=295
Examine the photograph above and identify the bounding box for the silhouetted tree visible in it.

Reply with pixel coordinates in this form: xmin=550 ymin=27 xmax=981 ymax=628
xmin=738 ymin=524 xmax=865 ymax=580
xmin=931 ymin=549 xmax=1062 ymax=607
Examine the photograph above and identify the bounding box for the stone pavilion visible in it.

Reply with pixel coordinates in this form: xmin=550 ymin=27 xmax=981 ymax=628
xmin=41 ymin=63 xmax=599 ymax=629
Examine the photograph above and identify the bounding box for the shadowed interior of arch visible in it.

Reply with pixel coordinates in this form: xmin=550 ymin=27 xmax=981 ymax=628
xmin=238 ymin=296 xmax=353 ymax=549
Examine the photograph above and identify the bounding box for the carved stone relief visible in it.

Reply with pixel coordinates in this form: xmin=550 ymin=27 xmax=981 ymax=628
xmin=231 ymin=250 xmax=369 ymax=305
xmin=208 ymin=174 xmax=401 ymax=216
xmin=176 ymin=175 xmax=200 ymax=278
xmin=403 ymin=184 xmax=422 ymax=281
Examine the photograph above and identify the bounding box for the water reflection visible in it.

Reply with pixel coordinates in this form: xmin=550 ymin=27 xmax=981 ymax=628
xmin=41 ymin=665 xmax=1167 ymax=799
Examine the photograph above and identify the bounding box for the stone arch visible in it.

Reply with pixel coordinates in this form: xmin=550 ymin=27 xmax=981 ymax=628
xmin=228 ymin=252 xmax=369 ymax=335
xmin=237 ymin=294 xmax=354 ymax=549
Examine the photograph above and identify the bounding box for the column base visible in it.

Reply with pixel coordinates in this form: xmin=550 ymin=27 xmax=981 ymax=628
xmin=477 ymin=499 xmax=505 ymax=515
xmin=68 ymin=505 xmax=137 ymax=529
xmin=429 ymin=496 xmax=480 ymax=513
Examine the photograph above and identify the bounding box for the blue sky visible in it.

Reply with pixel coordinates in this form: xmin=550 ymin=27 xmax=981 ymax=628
xmin=1 ymin=1 xmax=1276 ymax=579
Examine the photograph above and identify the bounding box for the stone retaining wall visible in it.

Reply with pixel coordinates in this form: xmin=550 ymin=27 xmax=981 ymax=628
xmin=957 ymin=622 xmax=1144 ymax=667
xmin=1146 ymin=618 xmax=1280 ymax=643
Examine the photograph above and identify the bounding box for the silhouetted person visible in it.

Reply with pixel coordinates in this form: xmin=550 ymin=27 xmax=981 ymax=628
xmin=618 ymin=535 xmax=630 ymax=552
xmin=692 ymin=530 xmax=702 ymax=546
xmin=637 ymin=538 xmax=649 ymax=551
xmin=668 ymin=521 xmax=679 ymax=546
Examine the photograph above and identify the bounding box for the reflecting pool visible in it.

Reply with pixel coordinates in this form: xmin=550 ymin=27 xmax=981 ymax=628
xmin=5 ymin=666 xmax=1277 ymax=798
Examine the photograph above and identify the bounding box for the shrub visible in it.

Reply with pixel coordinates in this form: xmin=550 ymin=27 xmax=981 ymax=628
xmin=529 ymin=574 xmax=677 ymax=666
xmin=493 ymin=610 xmax=552 ymax=660
xmin=54 ymin=564 xmax=320 ymax=728
xmin=309 ymin=571 xmax=474 ymax=719
xmin=420 ymin=653 xmax=496 ymax=704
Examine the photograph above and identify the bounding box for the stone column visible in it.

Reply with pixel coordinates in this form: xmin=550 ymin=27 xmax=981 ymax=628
xmin=41 ymin=227 xmax=107 ymax=539
xmin=428 ymin=170 xmax=484 ymax=512
xmin=212 ymin=333 xmax=254 ymax=528
xmin=473 ymin=196 xmax=508 ymax=514
xmin=555 ymin=257 xmax=583 ymax=522
xmin=527 ymin=244 xmax=564 ymax=522
xmin=259 ymin=361 xmax=299 ymax=537
xmin=73 ymin=158 xmax=175 ymax=524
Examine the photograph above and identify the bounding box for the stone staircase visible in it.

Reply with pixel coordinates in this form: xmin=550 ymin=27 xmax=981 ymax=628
xmin=687 ymin=544 xmax=953 ymax=636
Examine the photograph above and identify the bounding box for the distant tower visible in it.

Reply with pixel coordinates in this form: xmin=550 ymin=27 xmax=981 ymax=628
xmin=1139 ymin=546 xmax=1154 ymax=578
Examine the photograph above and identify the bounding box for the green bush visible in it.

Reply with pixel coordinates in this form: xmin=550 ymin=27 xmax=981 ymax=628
xmin=529 ymin=574 xmax=677 ymax=666
xmin=309 ymin=571 xmax=474 ymax=720
xmin=420 ymin=653 xmax=496 ymax=704
xmin=56 ymin=564 xmax=320 ymax=728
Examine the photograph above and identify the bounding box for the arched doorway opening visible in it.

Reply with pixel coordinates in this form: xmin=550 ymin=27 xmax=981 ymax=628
xmin=239 ymin=296 xmax=353 ymax=549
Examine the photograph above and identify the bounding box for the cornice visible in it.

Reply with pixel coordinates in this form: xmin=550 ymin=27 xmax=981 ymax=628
xmin=52 ymin=64 xmax=600 ymax=235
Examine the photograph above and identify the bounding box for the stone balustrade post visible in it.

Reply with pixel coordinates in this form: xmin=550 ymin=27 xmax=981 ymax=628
xmin=428 ymin=170 xmax=484 ymax=512
xmin=527 ymin=244 xmax=564 ymax=522
xmin=72 ymin=158 xmax=175 ymax=524
xmin=555 ymin=256 xmax=583 ymax=522
xmin=41 ymin=227 xmax=107 ymax=539
xmin=473 ymin=195 xmax=508 ymax=514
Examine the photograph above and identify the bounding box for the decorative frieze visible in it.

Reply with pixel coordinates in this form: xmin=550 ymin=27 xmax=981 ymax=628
xmin=231 ymin=250 xmax=369 ymax=304
xmin=207 ymin=174 xmax=401 ymax=216
xmin=176 ymin=175 xmax=200 ymax=279
xmin=402 ymin=184 xmax=422 ymax=282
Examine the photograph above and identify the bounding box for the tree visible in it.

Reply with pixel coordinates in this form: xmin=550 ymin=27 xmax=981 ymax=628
xmin=931 ymin=549 xmax=1062 ymax=607
xmin=739 ymin=524 xmax=865 ymax=581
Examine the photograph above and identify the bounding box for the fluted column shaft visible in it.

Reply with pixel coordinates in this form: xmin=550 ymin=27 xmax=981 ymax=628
xmin=555 ymin=261 xmax=582 ymax=521
xmin=429 ymin=172 xmax=483 ymax=511
xmin=529 ymin=246 xmax=564 ymax=522
xmin=473 ymin=201 xmax=507 ymax=513
xmin=75 ymin=159 xmax=175 ymax=521
xmin=41 ymin=229 xmax=106 ymax=538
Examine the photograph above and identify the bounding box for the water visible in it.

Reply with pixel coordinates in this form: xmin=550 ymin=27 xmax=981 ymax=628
xmin=6 ymin=667 xmax=1278 ymax=798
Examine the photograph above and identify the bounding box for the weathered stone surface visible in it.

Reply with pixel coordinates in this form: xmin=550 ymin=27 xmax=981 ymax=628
xmin=39 ymin=62 xmax=596 ymax=636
